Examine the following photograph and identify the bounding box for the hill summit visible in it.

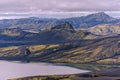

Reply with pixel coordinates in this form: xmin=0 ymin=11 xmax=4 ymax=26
xmin=51 ymin=22 xmax=75 ymax=32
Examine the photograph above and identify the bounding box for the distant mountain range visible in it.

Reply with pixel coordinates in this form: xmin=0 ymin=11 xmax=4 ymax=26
xmin=0 ymin=12 xmax=119 ymax=31
xmin=0 ymin=12 xmax=120 ymax=35
xmin=0 ymin=22 xmax=99 ymax=47
xmin=0 ymin=12 xmax=119 ymax=46
xmin=63 ymin=12 xmax=115 ymax=28
xmin=0 ymin=12 xmax=120 ymax=65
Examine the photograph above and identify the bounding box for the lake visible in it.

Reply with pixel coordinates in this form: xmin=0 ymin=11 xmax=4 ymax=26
xmin=0 ymin=61 xmax=90 ymax=80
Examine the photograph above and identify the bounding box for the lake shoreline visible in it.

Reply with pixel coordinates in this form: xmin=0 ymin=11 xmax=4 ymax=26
xmin=1 ymin=58 xmax=120 ymax=80
xmin=0 ymin=60 xmax=90 ymax=80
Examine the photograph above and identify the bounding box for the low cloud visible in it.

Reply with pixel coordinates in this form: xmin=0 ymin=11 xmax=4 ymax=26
xmin=0 ymin=0 xmax=119 ymax=13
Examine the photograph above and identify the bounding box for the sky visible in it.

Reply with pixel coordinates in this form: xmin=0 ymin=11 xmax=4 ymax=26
xmin=0 ymin=0 xmax=120 ymax=19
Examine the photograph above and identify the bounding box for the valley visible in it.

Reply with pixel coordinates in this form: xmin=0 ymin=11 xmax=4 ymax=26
xmin=0 ymin=12 xmax=120 ymax=80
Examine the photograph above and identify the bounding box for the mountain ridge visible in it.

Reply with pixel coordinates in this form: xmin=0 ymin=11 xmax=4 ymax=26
xmin=0 ymin=12 xmax=120 ymax=65
xmin=0 ymin=12 xmax=118 ymax=31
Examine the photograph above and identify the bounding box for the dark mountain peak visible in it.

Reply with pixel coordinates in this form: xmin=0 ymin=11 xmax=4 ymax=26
xmin=86 ymin=12 xmax=113 ymax=20
xmin=94 ymin=12 xmax=111 ymax=18
xmin=51 ymin=22 xmax=75 ymax=32
xmin=95 ymin=12 xmax=107 ymax=15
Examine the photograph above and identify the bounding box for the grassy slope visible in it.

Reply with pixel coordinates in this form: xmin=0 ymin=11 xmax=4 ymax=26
xmin=0 ymin=34 xmax=120 ymax=64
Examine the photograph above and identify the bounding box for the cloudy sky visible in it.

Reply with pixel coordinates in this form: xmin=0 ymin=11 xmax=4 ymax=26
xmin=0 ymin=0 xmax=120 ymax=19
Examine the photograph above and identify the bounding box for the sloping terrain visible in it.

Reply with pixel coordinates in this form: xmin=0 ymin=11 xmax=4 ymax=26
xmin=1 ymin=12 xmax=120 ymax=80
xmin=0 ymin=34 xmax=120 ymax=64
xmin=87 ymin=24 xmax=120 ymax=35
xmin=32 ymin=35 xmax=120 ymax=64
xmin=0 ymin=28 xmax=38 ymax=41
xmin=63 ymin=12 xmax=115 ymax=28
xmin=0 ymin=22 xmax=100 ymax=47
xmin=0 ymin=12 xmax=120 ymax=64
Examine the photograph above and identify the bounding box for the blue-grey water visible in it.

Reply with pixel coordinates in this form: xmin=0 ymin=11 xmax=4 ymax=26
xmin=0 ymin=61 xmax=90 ymax=80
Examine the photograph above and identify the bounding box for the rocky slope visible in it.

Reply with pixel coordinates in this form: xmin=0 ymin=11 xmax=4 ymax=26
xmin=0 ymin=34 xmax=120 ymax=64
xmin=0 ymin=22 xmax=100 ymax=47
xmin=87 ymin=24 xmax=120 ymax=35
